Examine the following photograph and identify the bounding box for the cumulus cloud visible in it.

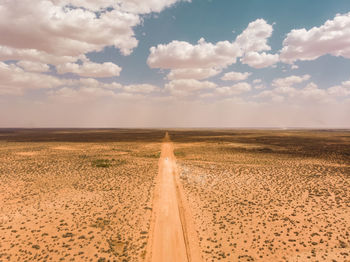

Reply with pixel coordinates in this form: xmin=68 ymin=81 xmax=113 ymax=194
xmin=17 ymin=61 xmax=50 ymax=73
xmin=148 ymin=18 xmax=279 ymax=80
xmin=328 ymin=80 xmax=350 ymax=96
xmin=272 ymin=74 xmax=310 ymax=88
xmin=216 ymin=82 xmax=251 ymax=96
xmin=342 ymin=80 xmax=350 ymax=88
xmin=165 ymin=79 xmax=217 ymax=96
xmin=273 ymin=86 xmax=298 ymax=96
xmin=235 ymin=19 xmax=279 ymax=68
xmin=300 ymin=82 xmax=328 ymax=100
xmin=221 ymin=71 xmax=251 ymax=81
xmin=49 ymin=86 xmax=129 ymax=103
xmin=70 ymin=79 xmax=159 ymax=94
xmin=257 ymin=79 xmax=350 ymax=104
xmin=0 ymin=45 xmax=78 ymax=65
xmin=148 ymin=38 xmax=242 ymax=70
xmin=114 ymin=0 xmax=190 ymax=14
xmin=241 ymin=52 xmax=279 ymax=68
xmin=48 ymin=82 xmax=160 ymax=105
xmin=235 ymin=19 xmax=273 ymax=53
xmin=0 ymin=1 xmax=140 ymax=57
xmin=254 ymin=84 xmax=265 ymax=90
xmin=53 ymin=0 xmax=189 ymax=14
xmin=0 ymin=60 xmax=160 ymax=97
xmin=56 ymin=60 xmax=122 ymax=78
xmin=280 ymin=12 xmax=350 ymax=63
xmin=0 ymin=62 xmax=64 ymax=94
xmin=0 ymin=0 xmax=186 ymax=82
xmin=257 ymin=90 xmax=285 ymax=103
xmin=167 ymin=68 xmax=222 ymax=80
xmin=123 ymin=84 xmax=159 ymax=93
xmin=149 ymin=19 xmax=279 ymax=97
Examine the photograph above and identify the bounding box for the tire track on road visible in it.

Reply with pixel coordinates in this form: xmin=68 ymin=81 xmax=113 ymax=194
xmin=146 ymin=132 xmax=202 ymax=262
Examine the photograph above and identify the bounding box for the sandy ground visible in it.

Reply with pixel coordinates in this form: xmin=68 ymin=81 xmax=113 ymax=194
xmin=0 ymin=135 xmax=161 ymax=261
xmin=146 ymin=133 xmax=201 ymax=262
xmin=1 ymin=129 xmax=349 ymax=261
xmin=171 ymin=130 xmax=350 ymax=261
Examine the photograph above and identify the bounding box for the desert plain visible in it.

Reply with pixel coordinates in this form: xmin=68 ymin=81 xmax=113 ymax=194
xmin=0 ymin=129 xmax=349 ymax=261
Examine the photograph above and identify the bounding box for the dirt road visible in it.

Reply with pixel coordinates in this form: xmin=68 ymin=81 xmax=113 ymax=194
xmin=146 ymin=133 xmax=201 ymax=262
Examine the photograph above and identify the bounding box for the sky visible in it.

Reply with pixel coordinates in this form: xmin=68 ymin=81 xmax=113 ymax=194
xmin=0 ymin=0 xmax=350 ymax=128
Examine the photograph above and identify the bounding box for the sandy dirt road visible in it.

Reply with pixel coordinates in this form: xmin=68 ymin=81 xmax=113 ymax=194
xmin=146 ymin=133 xmax=201 ymax=262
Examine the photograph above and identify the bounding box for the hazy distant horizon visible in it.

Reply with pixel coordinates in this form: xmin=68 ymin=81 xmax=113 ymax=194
xmin=1 ymin=126 xmax=350 ymax=130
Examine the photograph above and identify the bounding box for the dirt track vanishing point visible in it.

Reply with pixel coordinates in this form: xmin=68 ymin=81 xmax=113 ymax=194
xmin=146 ymin=132 xmax=202 ymax=262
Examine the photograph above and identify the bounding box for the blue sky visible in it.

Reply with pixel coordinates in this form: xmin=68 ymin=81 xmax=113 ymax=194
xmin=0 ymin=0 xmax=350 ymax=127
xmin=87 ymin=0 xmax=350 ymax=85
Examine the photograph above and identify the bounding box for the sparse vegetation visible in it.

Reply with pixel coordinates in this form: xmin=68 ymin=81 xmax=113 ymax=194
xmin=171 ymin=129 xmax=350 ymax=261
xmin=138 ymin=152 xmax=161 ymax=158
xmin=1 ymin=129 xmax=349 ymax=261
xmin=0 ymin=129 xmax=161 ymax=261
xmin=174 ymin=150 xmax=186 ymax=157
xmin=91 ymin=158 xmax=126 ymax=168
xmin=31 ymin=245 xmax=40 ymax=249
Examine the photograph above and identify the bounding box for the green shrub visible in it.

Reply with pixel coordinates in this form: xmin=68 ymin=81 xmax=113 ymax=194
xmin=91 ymin=159 xmax=125 ymax=168
xmin=174 ymin=151 xmax=186 ymax=157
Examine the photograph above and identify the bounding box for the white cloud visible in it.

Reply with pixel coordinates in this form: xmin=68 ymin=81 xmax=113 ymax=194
xmin=253 ymin=79 xmax=265 ymax=89
xmin=148 ymin=38 xmax=242 ymax=69
xmin=70 ymin=78 xmax=159 ymax=94
xmin=73 ymin=78 xmax=125 ymax=91
xmin=235 ymin=19 xmax=273 ymax=53
xmin=51 ymin=86 xmax=119 ymax=102
xmin=147 ymin=18 xmax=279 ymax=75
xmin=199 ymin=92 xmax=214 ymax=98
xmin=272 ymin=74 xmax=310 ymax=88
xmin=221 ymin=71 xmax=251 ymax=81
xmin=57 ymin=60 xmax=122 ymax=78
xmin=150 ymin=19 xmax=280 ymax=97
xmin=254 ymin=84 xmax=265 ymax=89
xmin=216 ymin=82 xmax=251 ymax=96
xmin=0 ymin=1 xmax=140 ymax=57
xmin=167 ymin=68 xmax=221 ymax=80
xmin=256 ymin=90 xmax=285 ymax=102
xmin=48 ymin=82 xmax=161 ymax=104
xmin=0 ymin=0 xmax=186 ymax=79
xmin=341 ymin=80 xmax=350 ymax=88
xmin=0 ymin=45 xmax=78 ymax=65
xmin=232 ymin=82 xmax=252 ymax=92
xmin=328 ymin=85 xmax=350 ymax=97
xmin=280 ymin=12 xmax=350 ymax=63
xmin=256 ymin=80 xmax=350 ymax=104
xmin=17 ymin=60 xmax=50 ymax=73
xmin=165 ymin=79 xmax=217 ymax=96
xmin=277 ymin=83 xmax=326 ymax=99
xmin=0 ymin=62 xmax=63 ymax=94
xmin=77 ymin=78 xmax=103 ymax=88
xmin=273 ymin=85 xmax=297 ymax=96
xmin=235 ymin=19 xmax=279 ymax=68
xmin=300 ymin=82 xmax=328 ymax=100
xmin=114 ymin=0 xmax=190 ymax=14
xmin=123 ymin=84 xmax=159 ymax=93
xmin=0 ymin=60 xmax=160 ymax=96
xmin=54 ymin=0 xmax=190 ymax=14
xmin=241 ymin=52 xmax=279 ymax=68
